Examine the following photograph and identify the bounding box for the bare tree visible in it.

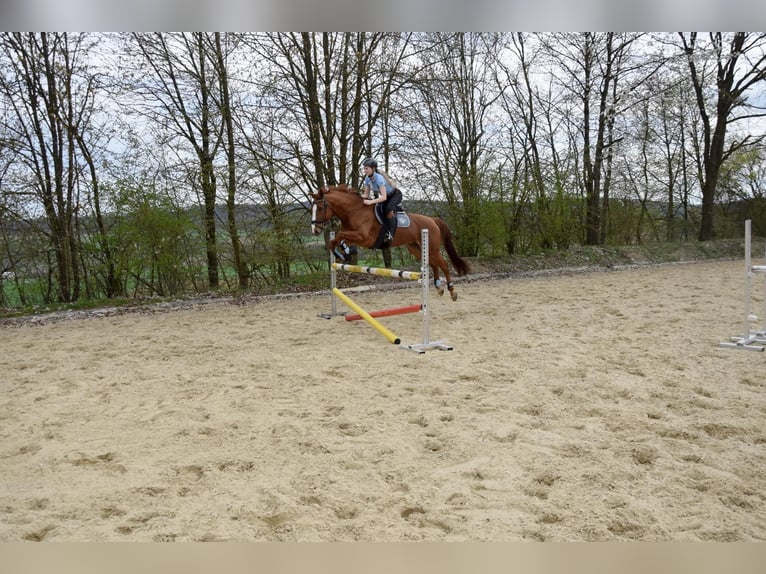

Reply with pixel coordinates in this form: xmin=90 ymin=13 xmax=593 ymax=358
xmin=625 ymin=60 xmax=696 ymax=242
xmin=210 ymin=32 xmax=247 ymax=289
xmin=242 ymin=32 xmax=344 ymax=270
xmin=494 ymin=33 xmax=580 ymax=250
xmin=404 ymin=32 xmax=502 ymax=256
xmin=129 ymin=32 xmax=223 ymax=289
xmin=542 ymin=33 xmax=649 ymax=245
xmin=678 ymin=32 xmax=766 ymax=240
xmin=243 ymin=33 xmax=412 ymax=266
xmin=0 ymin=32 xmax=112 ymax=302
xmin=247 ymin=33 xmax=410 ymax=189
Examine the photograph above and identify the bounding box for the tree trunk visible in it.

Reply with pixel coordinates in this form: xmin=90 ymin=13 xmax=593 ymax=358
xmin=195 ymin=34 xmax=219 ymax=289
xmin=214 ymin=33 xmax=247 ymax=289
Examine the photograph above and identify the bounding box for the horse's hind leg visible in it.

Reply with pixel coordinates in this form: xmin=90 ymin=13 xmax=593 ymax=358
xmin=426 ymin=234 xmax=458 ymax=300
xmin=406 ymin=243 xmax=444 ymax=297
xmin=431 ymin=252 xmax=457 ymax=301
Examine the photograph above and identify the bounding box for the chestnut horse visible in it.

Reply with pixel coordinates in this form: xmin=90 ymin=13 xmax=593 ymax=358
xmin=310 ymin=184 xmax=470 ymax=301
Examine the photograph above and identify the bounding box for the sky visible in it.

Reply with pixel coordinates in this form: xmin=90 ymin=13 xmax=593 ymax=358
xmin=1 ymin=0 xmax=764 ymax=31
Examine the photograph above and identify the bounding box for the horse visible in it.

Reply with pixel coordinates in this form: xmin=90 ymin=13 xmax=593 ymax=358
xmin=310 ymin=184 xmax=471 ymax=301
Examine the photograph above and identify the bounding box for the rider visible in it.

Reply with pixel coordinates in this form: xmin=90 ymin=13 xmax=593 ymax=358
xmin=361 ymin=157 xmax=402 ymax=246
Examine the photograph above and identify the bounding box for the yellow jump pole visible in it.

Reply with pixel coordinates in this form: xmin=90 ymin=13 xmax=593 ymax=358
xmin=332 ymin=288 xmax=401 ymax=345
xmin=331 ymin=263 xmax=420 ymax=281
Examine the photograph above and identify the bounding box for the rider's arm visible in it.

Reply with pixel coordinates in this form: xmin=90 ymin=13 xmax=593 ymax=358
xmin=364 ymin=178 xmax=387 ymax=205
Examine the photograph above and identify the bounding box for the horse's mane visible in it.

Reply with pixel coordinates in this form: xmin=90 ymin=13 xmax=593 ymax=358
xmin=326 ymin=184 xmax=363 ymax=202
xmin=332 ymin=183 xmax=357 ymax=193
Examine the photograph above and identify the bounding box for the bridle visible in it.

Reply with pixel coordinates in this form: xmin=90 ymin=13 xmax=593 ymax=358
xmin=311 ymin=196 xmax=332 ymax=233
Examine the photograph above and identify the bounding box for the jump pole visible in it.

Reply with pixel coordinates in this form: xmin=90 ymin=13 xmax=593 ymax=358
xmin=719 ymin=219 xmax=766 ymax=351
xmin=323 ymin=228 xmax=452 ymax=353
xmin=332 ymin=263 xmax=421 ymax=281
xmin=318 ymin=231 xmax=344 ymax=319
xmin=329 ymin=261 xmax=423 ymax=323
xmin=402 ymin=229 xmax=452 ymax=353
xmin=345 ymin=304 xmax=422 ymax=321
xmin=402 ymin=228 xmax=453 ymax=353
xmin=332 ymin=288 xmax=401 ymax=345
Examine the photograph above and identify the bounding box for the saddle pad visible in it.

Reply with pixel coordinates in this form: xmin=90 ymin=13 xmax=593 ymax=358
xmin=374 ymin=205 xmax=411 ymax=227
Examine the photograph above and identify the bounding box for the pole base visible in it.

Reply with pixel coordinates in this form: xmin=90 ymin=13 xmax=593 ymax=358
xmin=318 ymin=312 xmax=347 ymax=320
xmin=719 ymin=331 xmax=766 ymax=351
xmin=402 ymin=340 xmax=453 ymax=354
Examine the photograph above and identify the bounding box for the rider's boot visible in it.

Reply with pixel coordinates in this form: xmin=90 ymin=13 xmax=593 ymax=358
xmin=383 ymin=214 xmax=394 ymax=245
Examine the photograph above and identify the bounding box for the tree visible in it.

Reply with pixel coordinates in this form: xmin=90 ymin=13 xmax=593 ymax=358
xmin=679 ymin=32 xmax=766 ymax=240
xmin=542 ymin=33 xmax=647 ymax=245
xmin=210 ymin=32 xmax=248 ymax=289
xmin=494 ymin=33 xmax=580 ymax=251
xmin=405 ymin=32 xmax=502 ymax=256
xmin=129 ymin=32 xmax=223 ymax=289
xmin=0 ymin=32 xmax=111 ymax=302
xmin=619 ymin=55 xmax=699 ymax=243
xmin=245 ymin=33 xmax=412 ymax=266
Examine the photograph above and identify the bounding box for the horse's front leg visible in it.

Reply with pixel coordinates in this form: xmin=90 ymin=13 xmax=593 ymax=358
xmin=329 ymin=231 xmax=367 ymax=261
xmin=328 ymin=234 xmax=350 ymax=261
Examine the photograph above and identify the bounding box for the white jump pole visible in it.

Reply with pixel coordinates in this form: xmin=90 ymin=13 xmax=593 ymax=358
xmin=318 ymin=231 xmax=343 ymax=319
xmin=403 ymin=228 xmax=453 ymax=353
xmin=757 ymin=221 xmax=766 ymax=337
xmin=720 ymin=219 xmax=766 ymax=351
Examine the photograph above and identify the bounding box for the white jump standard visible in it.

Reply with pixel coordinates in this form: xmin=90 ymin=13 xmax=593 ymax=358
xmin=322 ymin=228 xmax=453 ymax=353
xmin=719 ymin=219 xmax=766 ymax=351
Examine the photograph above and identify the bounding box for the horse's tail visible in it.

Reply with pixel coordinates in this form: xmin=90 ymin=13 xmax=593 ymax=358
xmin=435 ymin=218 xmax=471 ymax=276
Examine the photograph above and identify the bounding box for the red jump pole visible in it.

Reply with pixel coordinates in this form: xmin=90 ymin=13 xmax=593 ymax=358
xmin=344 ymin=304 xmax=422 ymax=322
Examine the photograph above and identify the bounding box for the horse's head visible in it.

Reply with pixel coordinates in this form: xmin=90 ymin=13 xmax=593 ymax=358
xmin=310 ymin=186 xmax=333 ymax=235
xmin=310 ymin=184 xmax=362 ymax=235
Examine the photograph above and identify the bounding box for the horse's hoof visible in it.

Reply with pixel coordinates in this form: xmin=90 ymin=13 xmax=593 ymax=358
xmin=450 ymin=291 xmax=458 ymax=301
xmin=436 ymin=288 xmax=444 ymax=297
xmin=333 ymin=247 xmax=346 ymax=262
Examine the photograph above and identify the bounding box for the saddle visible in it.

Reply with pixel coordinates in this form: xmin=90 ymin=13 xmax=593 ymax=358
xmin=373 ymin=204 xmax=410 ymax=249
